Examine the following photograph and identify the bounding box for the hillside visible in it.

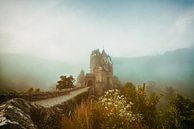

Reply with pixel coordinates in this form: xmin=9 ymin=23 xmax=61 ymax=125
xmin=0 ymin=54 xmax=86 ymax=91
xmin=0 ymin=48 xmax=193 ymax=91
xmin=113 ymin=48 xmax=194 ymax=86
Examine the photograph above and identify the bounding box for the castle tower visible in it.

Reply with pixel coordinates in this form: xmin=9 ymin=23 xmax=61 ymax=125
xmin=90 ymin=49 xmax=113 ymax=87
xmin=82 ymin=49 xmax=120 ymax=95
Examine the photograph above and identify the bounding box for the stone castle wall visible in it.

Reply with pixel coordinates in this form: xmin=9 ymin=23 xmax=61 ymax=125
xmin=77 ymin=49 xmax=120 ymax=94
xmin=89 ymin=49 xmax=114 ymax=88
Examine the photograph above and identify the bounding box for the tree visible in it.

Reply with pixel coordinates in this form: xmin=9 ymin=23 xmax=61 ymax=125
xmin=121 ymin=82 xmax=160 ymax=128
xmin=165 ymin=86 xmax=176 ymax=100
xmin=35 ymin=88 xmax=40 ymax=92
xmin=28 ymin=88 xmax=34 ymax=93
xmin=120 ymin=82 xmax=136 ymax=104
xmin=161 ymin=94 xmax=194 ymax=129
xmin=56 ymin=75 xmax=75 ymax=90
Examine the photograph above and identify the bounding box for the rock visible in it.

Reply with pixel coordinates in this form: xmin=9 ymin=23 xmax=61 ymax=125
xmin=0 ymin=98 xmax=63 ymax=129
xmin=0 ymin=91 xmax=89 ymax=129
xmin=0 ymin=98 xmax=37 ymax=129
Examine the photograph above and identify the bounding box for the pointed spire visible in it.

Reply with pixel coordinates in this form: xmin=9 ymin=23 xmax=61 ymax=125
xmin=102 ymin=49 xmax=108 ymax=57
xmin=102 ymin=49 xmax=106 ymax=55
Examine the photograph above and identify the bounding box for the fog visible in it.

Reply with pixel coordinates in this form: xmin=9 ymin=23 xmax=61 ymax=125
xmin=1 ymin=0 xmax=194 ymax=60
xmin=0 ymin=0 xmax=194 ymax=91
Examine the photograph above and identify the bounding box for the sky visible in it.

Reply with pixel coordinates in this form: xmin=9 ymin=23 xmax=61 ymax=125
xmin=0 ymin=0 xmax=194 ymax=63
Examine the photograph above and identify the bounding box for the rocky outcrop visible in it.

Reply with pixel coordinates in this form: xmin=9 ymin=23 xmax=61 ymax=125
xmin=0 ymin=98 xmax=38 ymax=129
xmin=0 ymin=91 xmax=89 ymax=129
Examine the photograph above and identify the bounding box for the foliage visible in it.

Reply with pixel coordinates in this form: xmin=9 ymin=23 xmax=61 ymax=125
xmin=56 ymin=75 xmax=75 ymax=90
xmin=27 ymin=88 xmax=41 ymax=93
xmin=72 ymin=100 xmax=92 ymax=129
xmin=96 ymin=89 xmax=143 ymax=129
xmin=120 ymin=82 xmax=160 ymax=128
xmin=120 ymin=82 xmax=136 ymax=104
xmin=159 ymin=94 xmax=194 ymax=129
xmin=61 ymin=82 xmax=194 ymax=129
xmin=35 ymin=88 xmax=40 ymax=92
xmin=27 ymin=87 xmax=34 ymax=93
xmin=63 ymin=89 xmax=143 ymax=129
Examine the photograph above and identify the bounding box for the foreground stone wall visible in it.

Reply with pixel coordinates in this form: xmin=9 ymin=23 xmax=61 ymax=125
xmin=0 ymin=91 xmax=89 ymax=129
xmin=0 ymin=86 xmax=86 ymax=103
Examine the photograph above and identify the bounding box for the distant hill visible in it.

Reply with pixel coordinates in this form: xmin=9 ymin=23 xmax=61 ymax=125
xmin=113 ymin=48 xmax=194 ymax=87
xmin=1 ymin=48 xmax=193 ymax=91
xmin=0 ymin=54 xmax=86 ymax=91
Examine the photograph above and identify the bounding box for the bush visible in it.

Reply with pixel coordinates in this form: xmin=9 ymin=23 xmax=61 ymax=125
xmin=159 ymin=94 xmax=194 ymax=129
xmin=62 ymin=84 xmax=194 ymax=129
xmin=27 ymin=88 xmax=34 ymax=93
xmin=95 ymin=89 xmax=143 ymax=129
xmin=62 ymin=89 xmax=143 ymax=129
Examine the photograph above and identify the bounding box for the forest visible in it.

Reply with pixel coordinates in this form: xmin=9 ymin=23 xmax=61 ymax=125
xmin=61 ymin=82 xmax=194 ymax=129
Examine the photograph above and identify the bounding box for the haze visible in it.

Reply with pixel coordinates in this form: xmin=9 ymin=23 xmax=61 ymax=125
xmin=0 ymin=0 xmax=194 ymax=90
xmin=0 ymin=0 xmax=194 ymax=63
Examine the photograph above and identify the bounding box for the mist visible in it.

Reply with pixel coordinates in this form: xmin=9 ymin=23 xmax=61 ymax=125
xmin=1 ymin=0 xmax=194 ymax=59
xmin=0 ymin=53 xmax=88 ymax=91
xmin=0 ymin=47 xmax=194 ymax=91
xmin=0 ymin=0 xmax=194 ymax=91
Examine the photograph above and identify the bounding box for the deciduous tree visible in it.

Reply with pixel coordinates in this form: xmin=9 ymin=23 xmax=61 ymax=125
xmin=56 ymin=75 xmax=75 ymax=90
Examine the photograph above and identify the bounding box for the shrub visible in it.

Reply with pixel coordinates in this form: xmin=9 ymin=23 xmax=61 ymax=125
xmin=62 ymin=89 xmax=143 ymax=129
xmin=95 ymin=89 xmax=143 ymax=129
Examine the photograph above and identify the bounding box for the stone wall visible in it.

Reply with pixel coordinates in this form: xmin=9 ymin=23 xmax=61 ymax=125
xmin=0 ymin=90 xmax=89 ymax=129
xmin=0 ymin=86 xmax=86 ymax=104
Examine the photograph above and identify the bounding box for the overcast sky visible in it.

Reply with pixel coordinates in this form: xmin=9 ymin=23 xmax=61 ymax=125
xmin=0 ymin=0 xmax=194 ymax=63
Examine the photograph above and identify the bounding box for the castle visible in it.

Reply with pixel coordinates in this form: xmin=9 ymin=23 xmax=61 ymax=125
xmin=77 ymin=49 xmax=120 ymax=94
